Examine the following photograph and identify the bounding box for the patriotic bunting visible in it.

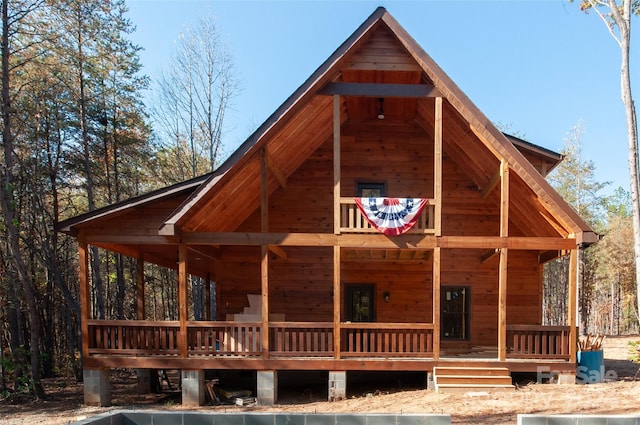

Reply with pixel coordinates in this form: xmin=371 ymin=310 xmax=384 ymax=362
xmin=354 ymin=197 xmax=428 ymax=236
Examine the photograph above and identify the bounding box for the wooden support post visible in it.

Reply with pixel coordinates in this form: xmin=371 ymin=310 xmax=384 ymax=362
xmin=432 ymin=246 xmax=441 ymax=360
xmin=261 ymin=148 xmax=270 ymax=358
xmin=178 ymin=244 xmax=188 ymax=358
xmin=434 ymin=97 xmax=442 ymax=236
xmin=136 ymin=254 xmax=145 ymax=320
xmin=333 ymin=95 xmax=341 ymax=235
xmin=79 ymin=232 xmax=90 ymax=360
xmin=498 ymin=160 xmax=509 ymax=362
xmin=568 ymin=248 xmax=578 ymax=363
xmin=333 ymin=245 xmax=341 ymax=360
xmin=261 ymin=245 xmax=269 ymax=358
xmin=498 ymin=248 xmax=508 ymax=362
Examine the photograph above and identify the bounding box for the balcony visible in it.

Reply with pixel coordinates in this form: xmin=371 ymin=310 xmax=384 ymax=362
xmin=339 ymin=198 xmax=435 ymax=234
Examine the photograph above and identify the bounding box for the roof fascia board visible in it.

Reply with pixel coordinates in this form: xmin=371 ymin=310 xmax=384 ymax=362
xmin=379 ymin=11 xmax=594 ymax=236
xmin=159 ymin=8 xmax=388 ymax=235
xmin=56 ymin=174 xmax=210 ymax=235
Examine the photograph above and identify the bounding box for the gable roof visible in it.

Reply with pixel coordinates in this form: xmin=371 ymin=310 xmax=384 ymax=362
xmin=153 ymin=7 xmax=594 ymax=244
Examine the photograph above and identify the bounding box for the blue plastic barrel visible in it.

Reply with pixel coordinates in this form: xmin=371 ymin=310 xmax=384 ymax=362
xmin=576 ymin=350 xmax=604 ymax=384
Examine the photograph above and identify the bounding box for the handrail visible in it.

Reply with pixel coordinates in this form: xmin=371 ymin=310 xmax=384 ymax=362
xmin=506 ymin=324 xmax=570 ymax=360
xmin=339 ymin=197 xmax=435 ymax=234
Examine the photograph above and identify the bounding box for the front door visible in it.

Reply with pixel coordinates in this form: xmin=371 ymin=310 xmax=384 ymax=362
xmin=441 ymin=286 xmax=469 ymax=340
xmin=345 ymin=284 xmax=375 ymax=322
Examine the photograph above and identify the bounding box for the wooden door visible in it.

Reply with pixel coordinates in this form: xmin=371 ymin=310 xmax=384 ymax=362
xmin=441 ymin=286 xmax=469 ymax=340
xmin=345 ymin=284 xmax=375 ymax=322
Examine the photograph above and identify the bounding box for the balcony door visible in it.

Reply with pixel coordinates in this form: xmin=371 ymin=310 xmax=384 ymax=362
xmin=345 ymin=284 xmax=375 ymax=322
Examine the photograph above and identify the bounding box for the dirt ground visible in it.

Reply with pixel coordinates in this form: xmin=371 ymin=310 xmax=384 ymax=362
xmin=1 ymin=336 xmax=640 ymax=425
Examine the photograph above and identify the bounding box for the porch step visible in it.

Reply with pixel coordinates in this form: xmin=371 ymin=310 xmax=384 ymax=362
xmin=433 ymin=366 xmax=514 ymax=393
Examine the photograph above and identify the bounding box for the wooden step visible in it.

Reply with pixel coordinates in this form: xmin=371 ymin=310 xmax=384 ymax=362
xmin=433 ymin=366 xmax=514 ymax=393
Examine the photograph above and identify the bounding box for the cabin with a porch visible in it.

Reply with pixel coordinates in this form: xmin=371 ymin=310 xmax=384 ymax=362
xmin=58 ymin=7 xmax=597 ymax=407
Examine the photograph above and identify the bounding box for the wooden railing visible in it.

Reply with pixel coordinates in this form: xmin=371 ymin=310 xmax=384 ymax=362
xmin=339 ymin=198 xmax=435 ymax=234
xmin=87 ymin=320 xmax=180 ymax=355
xmin=187 ymin=321 xmax=262 ymax=357
xmin=269 ymin=322 xmax=334 ymax=357
xmin=506 ymin=325 xmax=571 ymax=360
xmin=341 ymin=323 xmax=434 ymax=357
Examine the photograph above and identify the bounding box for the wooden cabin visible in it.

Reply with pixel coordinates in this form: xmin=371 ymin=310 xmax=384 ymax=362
xmin=58 ymin=7 xmax=597 ymax=406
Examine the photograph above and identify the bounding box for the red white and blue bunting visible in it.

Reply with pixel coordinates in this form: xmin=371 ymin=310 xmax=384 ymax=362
xmin=354 ymin=197 xmax=428 ymax=236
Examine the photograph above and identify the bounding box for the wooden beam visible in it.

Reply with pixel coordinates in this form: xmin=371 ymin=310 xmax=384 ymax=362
xmin=568 ymin=249 xmax=578 ymax=363
xmin=181 ymin=232 xmax=579 ymax=250
xmin=320 ymin=82 xmax=441 ymax=98
xmin=432 ymin=246 xmax=441 ymax=361
xmin=178 ymin=244 xmax=188 ymax=358
xmin=136 ymin=254 xmax=145 ymax=320
xmin=481 ymin=169 xmax=501 ymax=200
xmin=79 ymin=233 xmax=90 ymax=360
xmin=434 ymin=97 xmax=443 ymax=236
xmin=268 ymin=245 xmax=287 ymax=260
xmin=334 ymin=95 xmax=341 ymax=235
xmin=480 ymin=249 xmax=500 ymax=264
xmin=266 ymin=149 xmax=287 ymax=188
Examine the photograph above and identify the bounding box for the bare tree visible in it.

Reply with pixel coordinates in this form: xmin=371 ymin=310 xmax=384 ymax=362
xmin=577 ymin=0 xmax=640 ymax=322
xmin=152 ymin=13 xmax=236 ymax=181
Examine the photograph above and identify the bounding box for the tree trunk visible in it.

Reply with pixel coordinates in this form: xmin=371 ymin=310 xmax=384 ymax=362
xmin=1 ymin=0 xmax=44 ymax=399
xmin=610 ymin=0 xmax=640 ymax=324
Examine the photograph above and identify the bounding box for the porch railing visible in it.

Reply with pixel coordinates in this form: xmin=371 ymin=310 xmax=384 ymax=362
xmin=187 ymin=321 xmax=262 ymax=357
xmin=340 ymin=198 xmax=435 ymax=234
xmin=269 ymin=322 xmax=334 ymax=357
xmin=87 ymin=320 xmax=180 ymax=356
xmin=506 ymin=325 xmax=571 ymax=360
xmin=86 ymin=320 xmax=435 ymax=358
xmin=341 ymin=323 xmax=435 ymax=357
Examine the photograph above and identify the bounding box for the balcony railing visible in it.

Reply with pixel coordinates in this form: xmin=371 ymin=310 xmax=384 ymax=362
xmin=340 ymin=198 xmax=435 ymax=234
xmin=506 ymin=325 xmax=571 ymax=360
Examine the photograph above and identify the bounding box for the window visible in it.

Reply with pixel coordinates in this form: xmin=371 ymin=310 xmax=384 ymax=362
xmin=357 ymin=182 xmax=386 ymax=197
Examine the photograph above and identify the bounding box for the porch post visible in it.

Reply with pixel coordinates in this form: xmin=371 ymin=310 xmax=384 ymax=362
xmin=498 ymin=248 xmax=508 ymax=361
xmin=498 ymin=160 xmax=509 ymax=361
xmin=332 ymin=94 xmax=341 ymax=360
xmin=78 ymin=231 xmax=90 ymax=360
xmin=333 ymin=245 xmax=341 ymax=360
xmin=136 ymin=254 xmax=145 ymax=320
xmin=432 ymin=246 xmax=440 ymax=360
xmin=568 ymin=248 xmax=578 ymax=363
xmin=178 ymin=244 xmax=188 ymax=357
xmin=261 ymin=148 xmax=270 ymax=358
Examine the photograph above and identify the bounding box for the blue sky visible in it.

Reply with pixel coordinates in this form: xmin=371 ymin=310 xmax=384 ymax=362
xmin=127 ymin=0 xmax=639 ymax=195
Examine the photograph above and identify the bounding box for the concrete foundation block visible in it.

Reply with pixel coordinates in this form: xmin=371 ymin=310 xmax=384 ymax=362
xmin=328 ymin=371 xmax=346 ymax=401
xmin=257 ymin=370 xmax=278 ymax=406
xmin=83 ymin=368 xmax=111 ymax=407
xmin=181 ymin=369 xmax=205 ymax=407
